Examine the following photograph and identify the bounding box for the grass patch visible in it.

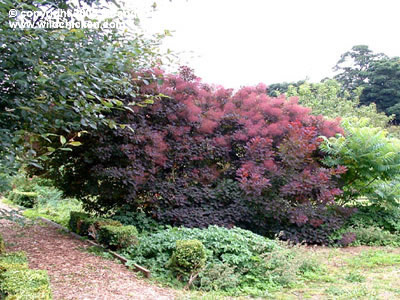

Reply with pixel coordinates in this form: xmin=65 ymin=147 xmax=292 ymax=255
xmin=23 ymin=198 xmax=82 ymax=227
xmin=347 ymin=249 xmax=400 ymax=269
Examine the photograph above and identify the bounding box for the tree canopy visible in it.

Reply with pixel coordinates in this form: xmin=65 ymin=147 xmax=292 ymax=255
xmin=333 ymin=45 xmax=400 ymax=122
xmin=286 ymin=79 xmax=393 ymax=129
xmin=0 ymin=0 xmax=170 ymax=171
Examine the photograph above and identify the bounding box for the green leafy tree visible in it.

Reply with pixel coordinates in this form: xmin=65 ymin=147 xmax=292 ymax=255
xmin=0 ymin=0 xmax=169 ymax=171
xmin=333 ymin=45 xmax=387 ymax=93
xmin=359 ymin=57 xmax=400 ymax=120
xmin=286 ymin=79 xmax=393 ymax=129
xmin=334 ymin=45 xmax=400 ymax=122
xmin=266 ymin=80 xmax=306 ymax=97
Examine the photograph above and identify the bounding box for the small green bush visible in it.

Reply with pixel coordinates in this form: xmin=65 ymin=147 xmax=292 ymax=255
xmin=347 ymin=205 xmax=400 ymax=233
xmin=0 ymin=269 xmax=52 ymax=299
xmin=0 ymin=252 xmax=29 ymax=274
xmin=97 ymin=225 xmax=138 ymax=250
xmin=34 ymin=185 xmax=63 ymax=206
xmin=199 ymin=263 xmax=239 ymax=292
xmin=0 ymin=252 xmax=52 ymax=299
xmin=0 ymin=234 xmax=5 ymax=254
xmin=68 ymin=211 xmax=96 ymax=236
xmin=168 ymin=240 xmax=207 ymax=276
xmin=332 ymin=224 xmax=400 ymax=247
xmin=68 ymin=211 xmax=129 ymax=243
xmin=350 ymin=225 xmax=400 ymax=246
xmin=8 ymin=190 xmax=38 ymax=208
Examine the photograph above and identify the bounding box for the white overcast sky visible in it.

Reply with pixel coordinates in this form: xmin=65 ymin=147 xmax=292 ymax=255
xmin=123 ymin=0 xmax=400 ymax=89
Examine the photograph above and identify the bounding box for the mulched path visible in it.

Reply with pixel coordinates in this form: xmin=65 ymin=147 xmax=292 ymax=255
xmin=0 ymin=202 xmax=177 ymax=300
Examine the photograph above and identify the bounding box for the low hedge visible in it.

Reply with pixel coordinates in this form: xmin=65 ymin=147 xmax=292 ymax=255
xmin=69 ymin=211 xmax=138 ymax=250
xmin=0 ymin=251 xmax=52 ymax=299
xmin=0 ymin=252 xmax=28 ymax=274
xmin=97 ymin=225 xmax=138 ymax=250
xmin=8 ymin=190 xmax=38 ymax=208
xmin=68 ymin=211 xmax=96 ymax=236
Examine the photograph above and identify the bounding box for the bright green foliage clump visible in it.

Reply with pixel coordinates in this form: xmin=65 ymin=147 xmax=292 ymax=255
xmin=68 ymin=211 xmax=138 ymax=249
xmin=6 ymin=174 xmax=65 ymax=209
xmin=8 ymin=191 xmax=38 ymax=208
xmin=168 ymin=240 xmax=207 ymax=289
xmin=348 ymin=205 xmax=400 ymax=233
xmin=111 ymin=206 xmax=163 ymax=233
xmin=2 ymin=173 xmax=81 ymax=226
xmin=97 ymin=225 xmax=138 ymax=250
xmin=321 ymin=120 xmax=400 ymax=204
xmin=23 ymin=198 xmax=82 ymax=228
xmin=0 ymin=252 xmax=52 ymax=299
xmin=0 ymin=269 xmax=52 ymax=299
xmin=322 ymin=120 xmax=400 ymax=246
xmin=349 ymin=226 xmax=400 ymax=246
xmin=0 ymin=252 xmax=28 ymax=274
xmin=168 ymin=240 xmax=207 ymax=276
xmin=332 ymin=204 xmax=400 ymax=247
xmin=286 ymin=79 xmax=392 ymax=128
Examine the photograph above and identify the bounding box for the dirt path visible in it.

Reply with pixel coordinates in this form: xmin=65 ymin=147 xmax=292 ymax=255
xmin=0 ymin=202 xmax=177 ymax=300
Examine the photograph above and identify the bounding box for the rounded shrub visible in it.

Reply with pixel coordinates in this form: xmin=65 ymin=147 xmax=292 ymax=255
xmin=168 ymin=240 xmax=207 ymax=276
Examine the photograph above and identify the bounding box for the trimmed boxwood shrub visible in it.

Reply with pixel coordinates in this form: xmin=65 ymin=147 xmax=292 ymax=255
xmin=97 ymin=225 xmax=138 ymax=250
xmin=8 ymin=190 xmax=38 ymax=208
xmin=0 ymin=251 xmax=52 ymax=299
xmin=168 ymin=240 xmax=207 ymax=276
xmin=68 ymin=211 xmax=96 ymax=236
xmin=0 ymin=252 xmax=28 ymax=274
xmin=68 ymin=211 xmax=124 ymax=239
xmin=0 ymin=269 xmax=52 ymax=299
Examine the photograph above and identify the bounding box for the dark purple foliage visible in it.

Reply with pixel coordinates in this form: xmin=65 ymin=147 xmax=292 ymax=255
xmin=39 ymin=67 xmax=349 ymax=244
xmin=339 ymin=232 xmax=357 ymax=247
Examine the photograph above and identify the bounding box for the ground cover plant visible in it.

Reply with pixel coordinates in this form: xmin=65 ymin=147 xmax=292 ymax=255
xmin=122 ymin=225 xmax=324 ymax=297
xmin=0 ymin=235 xmax=52 ymax=299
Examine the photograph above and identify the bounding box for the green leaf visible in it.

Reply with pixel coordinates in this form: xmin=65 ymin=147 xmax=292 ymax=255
xmin=60 ymin=135 xmax=67 ymax=145
xmin=69 ymin=141 xmax=82 ymax=146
